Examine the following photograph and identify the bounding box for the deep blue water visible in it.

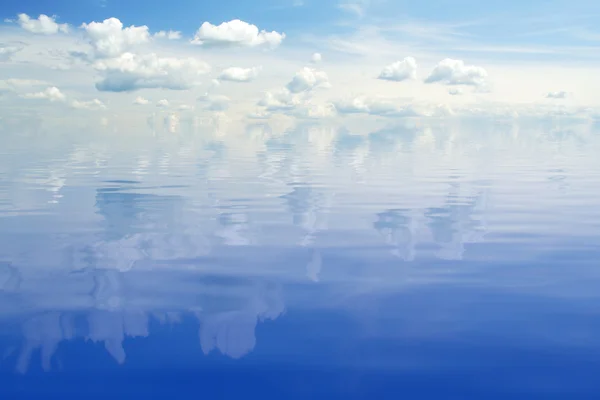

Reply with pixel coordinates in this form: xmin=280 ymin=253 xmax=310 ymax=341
xmin=1 ymin=117 xmax=600 ymax=398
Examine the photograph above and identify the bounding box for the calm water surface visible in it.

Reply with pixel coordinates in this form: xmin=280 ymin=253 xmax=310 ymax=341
xmin=1 ymin=116 xmax=600 ymax=398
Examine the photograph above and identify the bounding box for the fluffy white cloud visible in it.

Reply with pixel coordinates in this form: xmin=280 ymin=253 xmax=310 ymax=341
xmin=449 ymin=88 xmax=463 ymax=96
xmin=71 ymin=99 xmax=106 ymax=110
xmin=258 ymin=89 xmax=302 ymax=111
xmin=17 ymin=14 xmax=69 ymax=35
xmin=21 ymin=86 xmax=66 ymax=102
xmin=310 ymin=53 xmax=322 ymax=63
xmin=218 ymin=66 xmax=262 ymax=82
xmin=294 ymin=103 xmax=336 ymax=119
xmin=0 ymin=45 xmax=22 ymax=61
xmin=191 ymin=19 xmax=285 ymax=48
xmin=378 ymin=57 xmax=417 ymax=82
xmin=286 ymin=67 xmax=331 ymax=93
xmin=154 ymin=30 xmax=182 ymax=40
xmin=197 ymin=94 xmax=231 ymax=111
xmin=157 ymin=99 xmax=170 ymax=107
xmin=425 ymin=58 xmax=488 ymax=87
xmin=81 ymin=18 xmax=150 ymax=59
xmin=133 ymin=96 xmax=149 ymax=105
xmin=94 ymin=52 xmax=210 ymax=92
xmin=334 ymin=96 xmax=423 ymax=117
xmin=546 ymin=91 xmax=567 ymax=99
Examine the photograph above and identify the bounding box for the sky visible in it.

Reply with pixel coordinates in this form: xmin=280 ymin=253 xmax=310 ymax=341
xmin=1 ymin=0 xmax=600 ymax=126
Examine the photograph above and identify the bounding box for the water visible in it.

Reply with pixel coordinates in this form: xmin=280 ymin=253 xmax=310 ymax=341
xmin=1 ymin=115 xmax=600 ymax=398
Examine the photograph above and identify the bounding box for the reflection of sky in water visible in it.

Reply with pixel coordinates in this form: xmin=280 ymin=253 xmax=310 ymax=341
xmin=1 ymin=117 xmax=600 ymax=397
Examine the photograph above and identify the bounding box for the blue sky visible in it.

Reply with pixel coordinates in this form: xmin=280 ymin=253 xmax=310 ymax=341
xmin=1 ymin=0 xmax=600 ymax=124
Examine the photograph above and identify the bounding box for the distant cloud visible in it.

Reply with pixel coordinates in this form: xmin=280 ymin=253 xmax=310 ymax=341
xmin=338 ymin=0 xmax=370 ymax=17
xmin=156 ymin=99 xmax=169 ymax=107
xmin=71 ymin=99 xmax=106 ymax=110
xmin=425 ymin=58 xmax=488 ymax=87
xmin=286 ymin=67 xmax=330 ymax=93
xmin=546 ymin=91 xmax=568 ymax=99
xmin=94 ymin=53 xmax=210 ymax=92
xmin=258 ymin=89 xmax=301 ymax=111
xmin=198 ymin=94 xmax=231 ymax=111
xmin=191 ymin=19 xmax=285 ymax=48
xmin=0 ymin=45 xmax=23 ymax=62
xmin=17 ymin=14 xmax=69 ymax=35
xmin=154 ymin=30 xmax=182 ymax=40
xmin=133 ymin=96 xmax=149 ymax=105
xmin=310 ymin=53 xmax=322 ymax=64
xmin=81 ymin=18 xmax=150 ymax=59
xmin=448 ymin=88 xmax=463 ymax=96
xmin=21 ymin=86 xmax=66 ymax=102
xmin=378 ymin=57 xmax=417 ymax=82
xmin=334 ymin=96 xmax=424 ymax=117
xmin=218 ymin=66 xmax=262 ymax=82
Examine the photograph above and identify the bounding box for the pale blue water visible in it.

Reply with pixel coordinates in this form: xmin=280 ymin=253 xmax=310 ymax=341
xmin=1 ymin=116 xmax=600 ymax=398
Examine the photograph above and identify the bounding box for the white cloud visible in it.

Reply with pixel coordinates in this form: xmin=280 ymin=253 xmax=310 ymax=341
xmin=334 ymin=96 xmax=424 ymax=117
xmin=178 ymin=104 xmax=194 ymax=111
xmin=154 ymin=30 xmax=182 ymax=40
xmin=425 ymin=58 xmax=488 ymax=87
xmin=338 ymin=0 xmax=370 ymax=17
xmin=191 ymin=19 xmax=285 ymax=48
xmin=157 ymin=99 xmax=170 ymax=107
xmin=21 ymin=86 xmax=66 ymax=102
xmin=81 ymin=18 xmax=150 ymax=59
xmin=286 ymin=67 xmax=331 ymax=93
xmin=133 ymin=96 xmax=149 ymax=105
xmin=449 ymin=88 xmax=463 ymax=96
xmin=294 ymin=103 xmax=337 ymax=119
xmin=17 ymin=14 xmax=69 ymax=35
xmin=0 ymin=79 xmax=47 ymax=88
xmin=258 ymin=89 xmax=302 ymax=111
xmin=94 ymin=52 xmax=210 ymax=92
xmin=218 ymin=66 xmax=262 ymax=82
xmin=546 ymin=91 xmax=568 ymax=99
xmin=0 ymin=45 xmax=22 ymax=61
xmin=198 ymin=94 xmax=231 ymax=111
xmin=378 ymin=57 xmax=418 ymax=82
xmin=71 ymin=99 xmax=106 ymax=110
xmin=310 ymin=53 xmax=322 ymax=64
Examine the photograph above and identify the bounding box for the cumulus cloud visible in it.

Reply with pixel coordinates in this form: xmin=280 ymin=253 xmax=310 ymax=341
xmin=198 ymin=94 xmax=231 ymax=111
xmin=378 ymin=57 xmax=417 ymax=82
xmin=133 ymin=96 xmax=149 ymax=105
xmin=425 ymin=58 xmax=488 ymax=87
xmin=449 ymin=88 xmax=463 ymax=96
xmin=294 ymin=103 xmax=336 ymax=119
xmin=258 ymin=89 xmax=302 ymax=111
xmin=0 ymin=45 xmax=22 ymax=61
xmin=286 ymin=67 xmax=331 ymax=93
xmin=17 ymin=14 xmax=69 ymax=35
xmin=310 ymin=53 xmax=322 ymax=63
xmin=156 ymin=99 xmax=170 ymax=107
xmin=21 ymin=86 xmax=66 ymax=102
xmin=71 ymin=99 xmax=106 ymax=110
xmin=94 ymin=52 xmax=210 ymax=92
xmin=218 ymin=66 xmax=262 ymax=82
xmin=191 ymin=19 xmax=285 ymax=48
xmin=546 ymin=91 xmax=567 ymax=99
xmin=334 ymin=96 xmax=424 ymax=117
xmin=154 ymin=30 xmax=182 ymax=40
xmin=81 ymin=18 xmax=150 ymax=59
